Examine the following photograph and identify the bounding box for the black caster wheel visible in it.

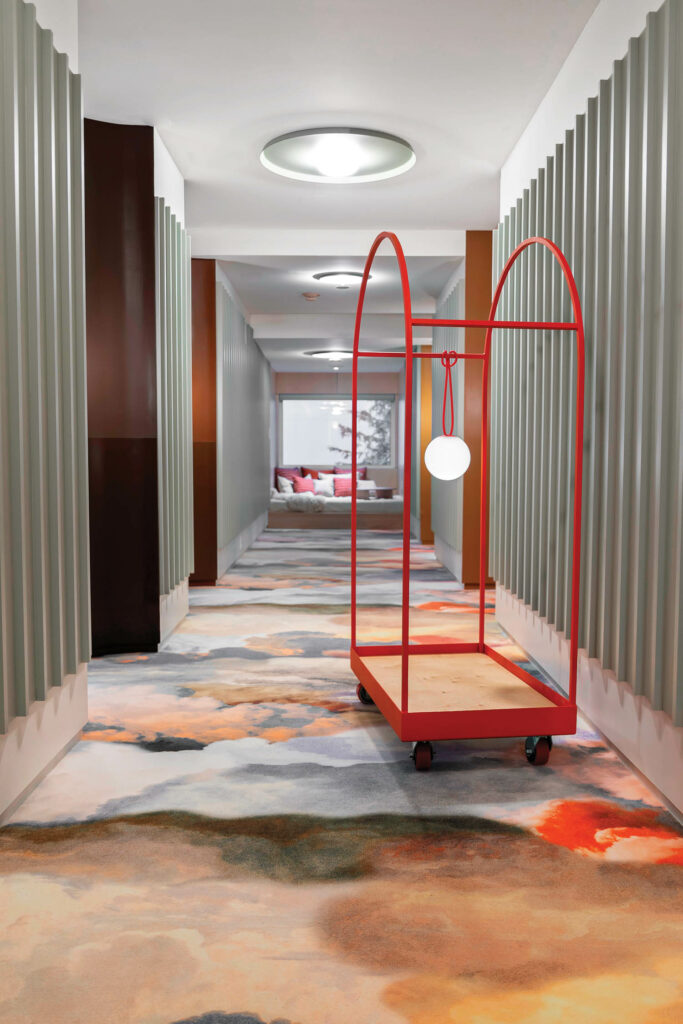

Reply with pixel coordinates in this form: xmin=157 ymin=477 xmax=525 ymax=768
xmin=356 ymin=683 xmax=374 ymax=706
xmin=412 ymin=741 xmax=434 ymax=772
xmin=525 ymin=735 xmax=552 ymax=765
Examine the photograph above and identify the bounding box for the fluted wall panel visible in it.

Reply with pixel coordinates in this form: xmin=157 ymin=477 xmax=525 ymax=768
xmin=0 ymin=0 xmax=89 ymax=735
xmin=216 ymin=284 xmax=271 ymax=553
xmin=155 ymin=199 xmax=193 ymax=596
xmin=431 ymin=280 xmax=465 ymax=558
xmin=491 ymin=0 xmax=682 ymax=724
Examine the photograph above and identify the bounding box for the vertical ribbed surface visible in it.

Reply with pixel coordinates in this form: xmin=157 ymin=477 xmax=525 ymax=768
xmin=0 ymin=0 xmax=89 ymax=734
xmin=155 ymin=198 xmax=193 ymax=596
xmin=430 ymin=280 xmax=465 ymax=558
xmin=216 ymin=283 xmax=271 ymax=551
xmin=491 ymin=0 xmax=682 ymax=725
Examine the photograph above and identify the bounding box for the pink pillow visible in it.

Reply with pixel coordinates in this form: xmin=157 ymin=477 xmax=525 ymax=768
xmin=334 ymin=477 xmax=354 ymax=497
xmin=293 ymin=475 xmax=315 ymax=493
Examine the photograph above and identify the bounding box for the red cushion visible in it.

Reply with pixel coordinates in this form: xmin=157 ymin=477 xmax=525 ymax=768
xmin=274 ymin=466 xmax=301 ymax=487
xmin=334 ymin=477 xmax=354 ymax=497
xmin=292 ymin=475 xmax=315 ymax=493
xmin=334 ymin=465 xmax=367 ymax=479
xmin=301 ymin=467 xmax=320 ymax=479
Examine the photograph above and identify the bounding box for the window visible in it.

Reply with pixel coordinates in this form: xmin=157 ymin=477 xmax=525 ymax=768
xmin=280 ymin=396 xmax=394 ymax=466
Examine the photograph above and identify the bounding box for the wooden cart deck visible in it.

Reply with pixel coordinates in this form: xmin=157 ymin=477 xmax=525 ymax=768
xmin=352 ymin=647 xmax=576 ymax=743
xmin=364 ymin=652 xmax=556 ymax=713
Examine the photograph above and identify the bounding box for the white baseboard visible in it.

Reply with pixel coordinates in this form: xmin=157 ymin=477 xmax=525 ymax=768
xmin=434 ymin=533 xmax=462 ymax=582
xmin=496 ymin=584 xmax=683 ymax=815
xmin=159 ymin=577 xmax=189 ymax=644
xmin=0 ymin=663 xmax=88 ymax=822
xmin=217 ymin=511 xmax=268 ymax=579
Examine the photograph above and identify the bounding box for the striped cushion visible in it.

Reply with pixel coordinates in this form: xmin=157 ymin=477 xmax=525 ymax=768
xmin=334 ymin=476 xmax=354 ymax=497
xmin=292 ymin=475 xmax=315 ymax=493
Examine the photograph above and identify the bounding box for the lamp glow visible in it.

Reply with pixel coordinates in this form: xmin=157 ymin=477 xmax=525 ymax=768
xmin=313 ymin=135 xmax=361 ymax=178
xmin=424 ymin=435 xmax=471 ymax=481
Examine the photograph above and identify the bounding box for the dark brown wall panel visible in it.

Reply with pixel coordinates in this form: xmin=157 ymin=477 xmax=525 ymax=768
xmin=191 ymin=259 xmax=218 ymax=584
xmin=88 ymin=439 xmax=160 ymax=653
xmin=85 ymin=119 xmax=159 ymax=653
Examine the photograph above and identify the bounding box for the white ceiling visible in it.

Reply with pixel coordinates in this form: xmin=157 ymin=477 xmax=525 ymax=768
xmin=218 ymin=255 xmax=459 ymax=315
xmin=79 ymin=0 xmax=600 ymax=369
xmin=219 ymin=254 xmax=459 ymax=370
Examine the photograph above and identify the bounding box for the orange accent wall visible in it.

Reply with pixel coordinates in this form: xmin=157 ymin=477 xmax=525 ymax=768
xmin=463 ymin=231 xmax=493 ymax=586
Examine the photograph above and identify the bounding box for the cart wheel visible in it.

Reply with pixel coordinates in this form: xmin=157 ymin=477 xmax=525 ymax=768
xmin=525 ymin=736 xmax=552 ymax=765
xmin=412 ymin=741 xmax=433 ymax=772
xmin=356 ymin=683 xmax=374 ymax=706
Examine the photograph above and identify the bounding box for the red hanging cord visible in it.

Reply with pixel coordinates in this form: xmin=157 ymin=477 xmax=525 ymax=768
xmin=441 ymin=350 xmax=458 ymax=436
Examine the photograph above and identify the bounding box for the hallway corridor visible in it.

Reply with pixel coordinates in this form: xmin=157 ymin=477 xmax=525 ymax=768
xmin=1 ymin=530 xmax=682 ymax=1024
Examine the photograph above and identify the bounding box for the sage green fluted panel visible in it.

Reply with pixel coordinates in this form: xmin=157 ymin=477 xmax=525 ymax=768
xmin=0 ymin=0 xmax=89 ymax=735
xmin=216 ymin=283 xmax=270 ymax=553
xmin=491 ymin=0 xmax=682 ymax=726
xmin=430 ymin=279 xmax=465 ymax=562
xmin=155 ymin=198 xmax=194 ymax=597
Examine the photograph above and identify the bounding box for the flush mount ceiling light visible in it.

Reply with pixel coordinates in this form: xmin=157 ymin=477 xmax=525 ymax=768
xmin=307 ymin=349 xmax=353 ymax=361
xmin=312 ymin=271 xmax=368 ymax=290
xmin=260 ymin=128 xmax=416 ymax=183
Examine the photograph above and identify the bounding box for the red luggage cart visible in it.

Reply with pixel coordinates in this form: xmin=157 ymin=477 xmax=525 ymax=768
xmin=350 ymin=232 xmax=585 ymax=770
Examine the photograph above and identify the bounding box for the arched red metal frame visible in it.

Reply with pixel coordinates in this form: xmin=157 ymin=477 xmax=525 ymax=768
xmin=351 ymin=232 xmax=585 ymax=742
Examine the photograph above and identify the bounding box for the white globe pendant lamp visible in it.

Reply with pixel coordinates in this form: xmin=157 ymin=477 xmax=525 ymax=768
xmin=424 ymin=350 xmax=471 ymax=481
xmin=424 ymin=434 xmax=471 ymax=481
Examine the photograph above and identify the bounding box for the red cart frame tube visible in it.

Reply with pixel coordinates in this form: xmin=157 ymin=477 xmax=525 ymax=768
xmin=352 ymin=232 xmax=414 ymax=712
xmin=478 ymin=236 xmax=585 ymax=704
xmin=352 ymin=233 xmax=585 ymax=712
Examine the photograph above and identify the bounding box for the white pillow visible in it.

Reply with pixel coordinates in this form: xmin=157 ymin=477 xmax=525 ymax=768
xmin=358 ymin=479 xmax=377 ymax=492
xmin=277 ymin=474 xmax=294 ymax=494
xmin=313 ymin=476 xmax=334 ymax=497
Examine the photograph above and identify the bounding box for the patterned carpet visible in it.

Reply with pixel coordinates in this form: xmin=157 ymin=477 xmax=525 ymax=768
xmin=1 ymin=529 xmax=682 ymax=1024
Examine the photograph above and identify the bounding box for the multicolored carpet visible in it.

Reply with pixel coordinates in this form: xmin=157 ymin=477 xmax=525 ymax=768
xmin=1 ymin=529 xmax=682 ymax=1024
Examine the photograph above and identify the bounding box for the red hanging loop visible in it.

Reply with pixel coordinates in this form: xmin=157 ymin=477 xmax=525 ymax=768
xmin=441 ymin=350 xmax=458 ymax=436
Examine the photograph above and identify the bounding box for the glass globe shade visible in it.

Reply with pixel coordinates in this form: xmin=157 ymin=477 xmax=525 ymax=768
xmin=424 ymin=435 xmax=471 ymax=481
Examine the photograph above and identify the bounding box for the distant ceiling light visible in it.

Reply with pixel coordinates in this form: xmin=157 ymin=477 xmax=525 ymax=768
xmin=302 ymin=292 xmax=320 ymax=301
xmin=307 ymin=349 xmax=353 ymax=361
xmin=313 ymin=272 xmax=368 ymax=289
xmin=260 ymin=128 xmax=416 ymax=183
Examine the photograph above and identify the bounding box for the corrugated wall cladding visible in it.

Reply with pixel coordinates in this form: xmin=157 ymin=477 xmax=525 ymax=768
xmin=431 ymin=281 xmax=465 ymax=560
xmin=492 ymin=0 xmax=682 ymax=724
xmin=0 ymin=0 xmax=90 ymax=734
xmin=216 ymin=284 xmax=271 ymax=551
xmin=155 ymin=199 xmax=193 ymax=596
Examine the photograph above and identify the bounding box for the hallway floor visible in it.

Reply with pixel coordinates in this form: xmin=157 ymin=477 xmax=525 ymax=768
xmin=1 ymin=530 xmax=682 ymax=1024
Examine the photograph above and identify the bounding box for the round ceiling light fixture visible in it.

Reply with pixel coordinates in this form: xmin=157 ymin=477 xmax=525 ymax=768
xmin=306 ymin=349 xmax=353 ymax=361
xmin=260 ymin=128 xmax=416 ymax=183
xmin=312 ymin=271 xmax=368 ymax=290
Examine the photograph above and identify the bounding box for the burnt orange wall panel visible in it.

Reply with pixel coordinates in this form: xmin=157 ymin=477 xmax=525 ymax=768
xmin=191 ymin=259 xmax=218 ymax=584
xmin=419 ymin=348 xmax=434 ymax=544
xmin=463 ymin=230 xmax=493 ymax=586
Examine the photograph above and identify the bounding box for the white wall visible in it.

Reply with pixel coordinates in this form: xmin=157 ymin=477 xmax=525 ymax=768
xmin=154 ymin=129 xmax=186 ymax=227
xmin=500 ymin=0 xmax=664 ymax=216
xmin=34 ymin=0 xmax=78 ymax=70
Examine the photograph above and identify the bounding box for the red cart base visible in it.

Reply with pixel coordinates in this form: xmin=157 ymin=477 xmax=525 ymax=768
xmin=351 ymin=645 xmax=575 ymax=768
